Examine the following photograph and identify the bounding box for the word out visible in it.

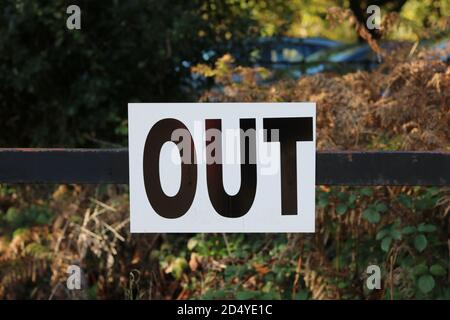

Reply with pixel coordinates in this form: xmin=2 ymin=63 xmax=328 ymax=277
xmin=143 ymin=117 xmax=313 ymax=219
xmin=129 ymin=103 xmax=316 ymax=232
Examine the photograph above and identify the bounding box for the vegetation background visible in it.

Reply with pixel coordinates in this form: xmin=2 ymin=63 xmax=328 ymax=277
xmin=0 ymin=0 xmax=448 ymax=299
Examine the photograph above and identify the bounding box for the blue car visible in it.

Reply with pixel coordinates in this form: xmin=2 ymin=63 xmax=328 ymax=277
xmin=304 ymin=39 xmax=450 ymax=75
xmin=247 ymin=37 xmax=343 ymax=66
xmin=232 ymin=37 xmax=342 ymax=79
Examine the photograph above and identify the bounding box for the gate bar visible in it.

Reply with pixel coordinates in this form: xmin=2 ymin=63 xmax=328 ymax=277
xmin=0 ymin=149 xmax=448 ymax=186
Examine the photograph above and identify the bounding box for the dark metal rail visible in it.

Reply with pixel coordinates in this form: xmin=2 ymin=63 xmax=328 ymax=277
xmin=0 ymin=149 xmax=448 ymax=186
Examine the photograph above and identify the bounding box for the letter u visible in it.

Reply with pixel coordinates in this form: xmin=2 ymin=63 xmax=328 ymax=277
xmin=205 ymin=119 xmax=257 ymax=218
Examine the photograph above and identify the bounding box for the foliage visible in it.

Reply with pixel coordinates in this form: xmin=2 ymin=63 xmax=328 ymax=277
xmin=1 ymin=42 xmax=449 ymax=300
xmin=0 ymin=184 xmax=448 ymax=299
xmin=0 ymin=0 xmax=289 ymax=147
xmin=195 ymin=44 xmax=449 ymax=151
xmin=0 ymin=2 xmax=449 ymax=300
xmin=1 ymin=1 xmax=448 ymax=147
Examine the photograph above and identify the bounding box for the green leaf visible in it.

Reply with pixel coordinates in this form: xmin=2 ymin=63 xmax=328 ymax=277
xmin=348 ymin=194 xmax=357 ymax=204
xmin=401 ymin=226 xmax=416 ymax=235
xmin=414 ymin=234 xmax=427 ymax=252
xmin=187 ymin=238 xmax=198 ymax=250
xmin=417 ymin=223 xmax=437 ymax=233
xmin=360 ymin=187 xmax=373 ymax=197
xmin=381 ymin=237 xmax=392 ymax=252
xmin=390 ymin=229 xmax=402 ymax=241
xmin=12 ymin=228 xmax=29 ymax=239
xmin=5 ymin=207 xmax=20 ymax=224
xmin=376 ymin=229 xmax=389 ymax=240
xmin=413 ymin=263 xmax=428 ymax=276
xmin=236 ymin=290 xmax=259 ymax=300
xmin=398 ymin=194 xmax=413 ymax=209
xmin=36 ymin=212 xmax=51 ymax=225
xmin=430 ymin=264 xmax=447 ymax=277
xmin=362 ymin=209 xmax=380 ymax=224
xmin=337 ymin=282 xmax=348 ymax=289
xmin=337 ymin=192 xmax=348 ymax=201
xmin=317 ymin=195 xmax=328 ymax=208
xmin=375 ymin=202 xmax=388 ymax=213
xmin=336 ymin=203 xmax=348 ymax=215
xmin=418 ymin=274 xmax=435 ymax=294
xmin=294 ymin=290 xmax=309 ymax=300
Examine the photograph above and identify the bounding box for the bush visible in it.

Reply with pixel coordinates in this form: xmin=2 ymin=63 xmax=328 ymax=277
xmin=0 ymin=0 xmax=277 ymax=147
xmin=0 ymin=3 xmax=448 ymax=300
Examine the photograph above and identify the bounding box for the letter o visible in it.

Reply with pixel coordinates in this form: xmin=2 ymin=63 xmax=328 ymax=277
xmin=143 ymin=118 xmax=197 ymax=218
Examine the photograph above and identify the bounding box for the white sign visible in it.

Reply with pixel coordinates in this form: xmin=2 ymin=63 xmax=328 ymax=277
xmin=129 ymin=103 xmax=315 ymax=232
